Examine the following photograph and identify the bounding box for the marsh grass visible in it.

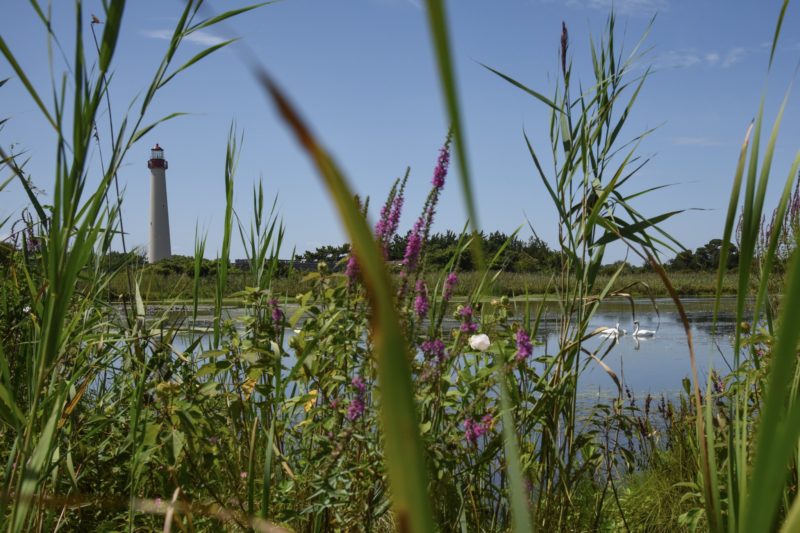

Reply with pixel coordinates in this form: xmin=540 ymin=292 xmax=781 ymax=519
xmin=0 ymin=1 xmax=799 ymax=532
xmin=108 ymin=270 xmax=740 ymax=303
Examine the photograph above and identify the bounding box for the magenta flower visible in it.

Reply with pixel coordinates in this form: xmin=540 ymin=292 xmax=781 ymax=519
xmin=375 ymin=176 xmax=407 ymax=256
xmin=351 ymin=375 xmax=366 ymax=394
xmin=464 ymin=414 xmax=493 ymax=445
xmin=432 ymin=142 xmax=450 ymax=189
xmin=414 ymin=280 xmax=429 ymax=317
xmin=346 ymin=397 xmax=365 ymax=421
xmin=461 ymin=322 xmax=478 ymax=333
xmin=347 ymin=375 xmax=367 ymax=421
xmin=421 ymin=338 xmax=446 ymax=362
xmin=515 ymin=328 xmax=533 ymax=362
xmin=403 ymin=218 xmax=424 ymax=272
xmin=374 ymin=204 xmax=389 ymax=243
xmin=345 ymin=254 xmax=359 ymax=284
xmin=269 ymin=299 xmax=283 ymax=324
xmin=387 ymin=193 xmax=404 ymax=237
xmin=444 ymin=272 xmax=458 ymax=301
xmin=458 ymin=305 xmax=478 ymax=333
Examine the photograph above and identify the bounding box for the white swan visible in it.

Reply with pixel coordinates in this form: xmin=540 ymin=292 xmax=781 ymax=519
xmin=632 ymin=321 xmax=655 ymax=338
xmin=599 ymin=322 xmax=626 ymax=339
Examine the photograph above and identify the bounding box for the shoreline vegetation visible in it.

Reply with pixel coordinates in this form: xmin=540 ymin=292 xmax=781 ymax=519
xmin=2 ymin=1 xmax=800 ymax=532
xmin=113 ymin=269 xmax=746 ymax=303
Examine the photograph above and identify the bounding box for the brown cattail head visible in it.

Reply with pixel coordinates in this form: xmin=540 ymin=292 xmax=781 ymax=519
xmin=561 ymin=21 xmax=568 ymax=77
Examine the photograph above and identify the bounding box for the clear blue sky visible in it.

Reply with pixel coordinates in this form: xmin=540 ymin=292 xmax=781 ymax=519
xmin=2 ymin=0 xmax=799 ymax=263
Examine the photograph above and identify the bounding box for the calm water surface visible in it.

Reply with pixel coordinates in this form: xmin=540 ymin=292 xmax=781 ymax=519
xmin=562 ymin=297 xmax=735 ymax=397
xmin=169 ymin=297 xmax=738 ymax=398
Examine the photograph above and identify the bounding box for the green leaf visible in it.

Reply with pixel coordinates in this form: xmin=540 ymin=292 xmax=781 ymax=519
xmin=255 ymin=67 xmax=435 ymax=532
xmin=130 ymin=112 xmax=189 ymax=145
xmin=481 ymin=63 xmax=561 ymax=113
xmin=0 ymin=36 xmax=57 ymax=130
xmin=424 ymin=0 xmax=484 ymax=271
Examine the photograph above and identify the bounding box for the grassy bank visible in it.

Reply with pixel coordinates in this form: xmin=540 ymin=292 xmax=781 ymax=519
xmin=108 ymin=269 xmax=744 ymax=302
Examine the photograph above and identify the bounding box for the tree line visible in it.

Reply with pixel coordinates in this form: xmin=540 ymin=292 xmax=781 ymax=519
xmin=94 ymin=234 xmax=739 ymax=277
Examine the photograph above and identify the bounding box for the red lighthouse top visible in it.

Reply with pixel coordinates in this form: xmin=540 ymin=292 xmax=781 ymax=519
xmin=148 ymin=143 xmax=168 ymax=170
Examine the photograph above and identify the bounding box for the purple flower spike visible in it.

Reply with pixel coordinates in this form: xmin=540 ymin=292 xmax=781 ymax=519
xmin=515 ymin=328 xmax=533 ymax=362
xmin=414 ymin=280 xmax=429 ymax=317
xmin=460 ymin=322 xmax=478 ymax=333
xmin=345 ymin=254 xmax=359 ymax=284
xmin=346 ymin=397 xmax=365 ymax=421
xmin=403 ymin=218 xmax=424 ymax=272
xmin=387 ymin=194 xmax=404 ymax=239
xmin=458 ymin=305 xmax=477 ymax=333
xmin=421 ymin=338 xmax=446 ymax=362
xmin=464 ymin=414 xmax=493 ymax=445
xmin=269 ymin=299 xmax=284 ymax=324
xmin=351 ymin=375 xmax=366 ymax=394
xmin=432 ymin=143 xmax=450 ymax=189
xmin=444 ymin=272 xmax=458 ymax=301
xmin=347 ymin=375 xmax=367 ymax=421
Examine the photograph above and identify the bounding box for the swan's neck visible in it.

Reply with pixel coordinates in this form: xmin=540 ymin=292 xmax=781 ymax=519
xmin=633 ymin=323 xmax=639 ymax=335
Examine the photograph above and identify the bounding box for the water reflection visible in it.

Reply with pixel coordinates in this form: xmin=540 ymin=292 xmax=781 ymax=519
xmin=163 ymin=297 xmax=740 ymax=399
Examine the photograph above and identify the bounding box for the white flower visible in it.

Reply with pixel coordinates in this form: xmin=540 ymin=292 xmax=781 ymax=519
xmin=22 ymin=305 xmax=31 ymax=314
xmin=468 ymin=333 xmax=491 ymax=352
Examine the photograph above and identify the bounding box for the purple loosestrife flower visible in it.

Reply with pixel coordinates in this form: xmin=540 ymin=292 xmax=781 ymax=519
xmin=387 ymin=193 xmax=404 ymax=237
xmin=347 ymin=375 xmax=367 ymax=421
xmin=515 ymin=328 xmax=533 ymax=362
xmin=464 ymin=414 xmax=493 ymax=445
xmin=460 ymin=322 xmax=477 ymax=333
xmin=432 ymin=142 xmax=450 ymax=189
xmin=403 ymin=218 xmax=424 ymax=273
xmin=458 ymin=305 xmax=478 ymax=333
xmin=351 ymin=375 xmax=366 ymax=394
xmin=269 ymin=299 xmax=283 ymax=324
xmin=374 ymin=204 xmax=390 ymax=243
xmin=444 ymin=272 xmax=458 ymax=301
xmin=421 ymin=338 xmax=446 ymax=362
xmin=375 ymin=178 xmax=407 ymax=256
xmin=414 ymin=280 xmax=429 ymax=317
xmin=346 ymin=397 xmax=365 ymax=421
xmin=345 ymin=254 xmax=359 ymax=285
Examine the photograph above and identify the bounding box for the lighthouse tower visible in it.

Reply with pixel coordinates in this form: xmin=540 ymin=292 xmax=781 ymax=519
xmin=147 ymin=144 xmax=172 ymax=263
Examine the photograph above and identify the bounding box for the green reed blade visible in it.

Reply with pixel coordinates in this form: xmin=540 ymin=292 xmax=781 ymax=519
xmin=481 ymin=63 xmax=561 ymax=113
xmin=130 ymin=112 xmax=189 ymax=144
xmin=0 ymin=36 xmax=57 ymax=131
xmin=187 ymin=2 xmax=276 ymax=34
xmin=769 ymin=0 xmax=791 ymax=69
xmin=743 ymin=249 xmax=800 ymax=532
xmin=255 ymin=69 xmax=434 ymax=532
xmin=159 ymin=39 xmax=238 ymax=90
xmin=424 ymin=0 xmax=484 ymax=271
xmin=261 ymin=416 xmax=276 ymax=519
xmin=98 ymin=0 xmax=125 ymax=73
xmin=754 ymin=153 xmax=800 ymax=321
xmin=499 ymin=368 xmax=535 ymax=532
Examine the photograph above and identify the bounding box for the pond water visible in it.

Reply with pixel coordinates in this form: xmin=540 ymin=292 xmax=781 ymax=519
xmin=560 ymin=297 xmax=736 ymax=398
xmin=165 ymin=297 xmax=738 ymax=399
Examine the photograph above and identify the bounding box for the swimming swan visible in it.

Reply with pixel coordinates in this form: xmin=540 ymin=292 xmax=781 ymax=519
xmin=632 ymin=321 xmax=655 ymax=338
xmin=599 ymin=322 xmax=626 ymax=338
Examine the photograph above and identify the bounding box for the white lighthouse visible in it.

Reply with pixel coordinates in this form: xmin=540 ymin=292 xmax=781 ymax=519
xmin=148 ymin=144 xmax=172 ymax=263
